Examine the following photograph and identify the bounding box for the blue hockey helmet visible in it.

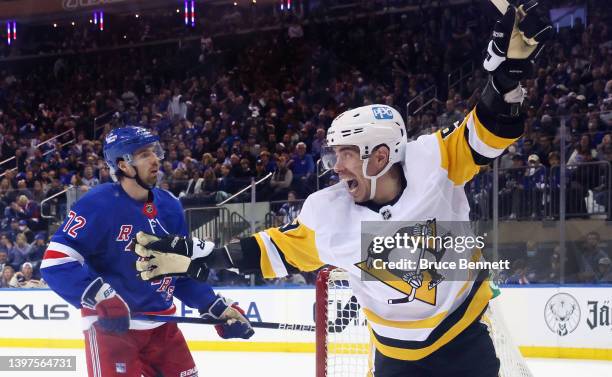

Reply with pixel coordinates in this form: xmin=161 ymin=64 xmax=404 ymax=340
xmin=103 ymin=126 xmax=164 ymax=181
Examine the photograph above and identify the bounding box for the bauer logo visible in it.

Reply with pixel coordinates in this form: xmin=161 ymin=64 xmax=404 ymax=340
xmin=544 ymin=293 xmax=580 ymax=336
xmin=371 ymin=106 xmax=394 ymax=120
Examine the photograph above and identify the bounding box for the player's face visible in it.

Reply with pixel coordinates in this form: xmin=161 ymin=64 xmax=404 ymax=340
xmin=332 ymin=146 xmax=370 ymax=202
xmin=132 ymin=145 xmax=161 ymax=186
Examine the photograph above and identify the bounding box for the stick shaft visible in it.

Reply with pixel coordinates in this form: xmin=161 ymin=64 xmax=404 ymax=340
xmin=490 ymin=0 xmax=510 ymax=15
xmin=132 ymin=314 xmax=316 ymax=331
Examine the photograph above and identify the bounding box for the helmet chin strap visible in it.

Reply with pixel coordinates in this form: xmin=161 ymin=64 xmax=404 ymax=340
xmin=123 ymin=164 xmax=156 ymax=191
xmin=362 ymin=159 xmax=393 ymax=200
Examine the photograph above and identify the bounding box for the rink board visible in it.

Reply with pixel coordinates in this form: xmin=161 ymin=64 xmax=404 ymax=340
xmin=0 ymin=286 xmax=610 ymax=360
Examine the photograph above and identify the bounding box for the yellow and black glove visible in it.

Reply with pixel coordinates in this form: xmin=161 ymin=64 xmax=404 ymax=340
xmin=483 ymin=1 xmax=553 ymax=93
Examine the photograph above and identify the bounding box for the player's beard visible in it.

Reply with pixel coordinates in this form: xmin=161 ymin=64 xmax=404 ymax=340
xmin=141 ymin=170 xmax=158 ymax=186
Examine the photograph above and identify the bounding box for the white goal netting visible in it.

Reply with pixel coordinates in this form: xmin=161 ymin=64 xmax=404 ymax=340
xmin=316 ymin=268 xmax=533 ymax=377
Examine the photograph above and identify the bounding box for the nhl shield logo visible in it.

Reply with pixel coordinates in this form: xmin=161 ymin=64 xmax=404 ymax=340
xmin=544 ymin=293 xmax=580 ymax=336
xmin=142 ymin=202 xmax=158 ymax=219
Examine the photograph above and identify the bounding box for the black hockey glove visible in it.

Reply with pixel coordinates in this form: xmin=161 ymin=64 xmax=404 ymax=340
xmin=133 ymin=232 xmax=216 ymax=282
xmin=483 ymin=1 xmax=552 ymax=92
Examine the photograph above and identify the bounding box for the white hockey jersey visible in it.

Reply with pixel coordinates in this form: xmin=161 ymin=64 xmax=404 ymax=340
xmin=251 ymin=107 xmax=519 ymax=360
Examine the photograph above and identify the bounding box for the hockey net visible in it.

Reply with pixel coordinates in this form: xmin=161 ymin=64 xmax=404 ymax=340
xmin=315 ymin=268 xmax=533 ymax=377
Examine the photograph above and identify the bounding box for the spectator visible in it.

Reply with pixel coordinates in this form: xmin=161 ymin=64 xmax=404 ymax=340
xmin=27 ymin=233 xmax=47 ymax=273
xmin=276 ymin=191 xmax=301 ymax=225
xmin=217 ymin=163 xmax=236 ymax=198
xmin=575 ymin=232 xmax=610 ymax=282
xmin=81 ymin=166 xmax=100 ymax=187
xmin=0 ymin=250 xmax=9 ymax=272
xmin=311 ymin=128 xmax=327 ymax=159
xmin=499 ymin=144 xmax=519 ymax=170
xmin=0 ymin=265 xmax=15 ymax=288
xmin=538 ymin=250 xmax=562 ymax=283
xmin=596 ymin=257 xmax=612 ymax=283
xmin=546 ymin=151 xmax=562 ymax=218
xmin=505 ymin=259 xmax=531 ymax=285
xmin=499 ymin=155 xmax=525 ymax=219
xmin=596 ymin=134 xmax=612 ymax=161
xmin=437 ymin=99 xmax=463 ymax=130
xmin=524 ymin=154 xmax=547 ymax=218
xmin=259 ymin=151 xmax=276 ymax=174
xmin=9 ymin=262 xmax=46 ymax=288
xmin=291 ymin=142 xmax=315 ymax=195
xmin=17 ymin=220 xmax=35 ymax=243
xmin=568 ymin=135 xmax=597 ymax=165
xmin=269 ymin=155 xmax=293 ymax=201
xmin=8 ymin=233 xmax=31 ymax=270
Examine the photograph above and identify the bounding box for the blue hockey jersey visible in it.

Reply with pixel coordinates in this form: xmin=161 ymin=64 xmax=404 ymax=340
xmin=41 ymin=183 xmax=217 ymax=330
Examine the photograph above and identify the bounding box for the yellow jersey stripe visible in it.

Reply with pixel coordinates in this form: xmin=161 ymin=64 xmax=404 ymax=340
xmin=472 ymin=110 xmax=519 ymax=150
xmin=363 ymin=308 xmax=449 ymax=329
xmin=370 ymin=279 xmax=493 ymax=360
xmin=436 ymin=123 xmax=480 ymax=185
xmin=264 ymin=223 xmax=324 ymax=273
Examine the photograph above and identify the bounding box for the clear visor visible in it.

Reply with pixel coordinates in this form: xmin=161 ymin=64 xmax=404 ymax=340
xmin=320 ymin=144 xmax=361 ymax=170
xmin=131 ymin=142 xmax=165 ymax=163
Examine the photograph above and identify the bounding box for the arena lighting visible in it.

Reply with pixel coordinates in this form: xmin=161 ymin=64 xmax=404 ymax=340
xmin=135 ymin=14 xmax=140 ymax=18
xmin=89 ymin=19 xmax=93 ymax=23
xmin=53 ymin=23 xmax=58 ymax=28
xmin=184 ymin=0 xmax=188 ymax=25
xmin=12 ymin=21 xmax=16 ymax=41
xmin=99 ymin=11 xmax=104 ymax=31
xmin=234 ymin=2 xmax=237 ymax=6
xmin=93 ymin=11 xmax=98 ymax=24
xmin=191 ymin=0 xmax=195 ymax=27
xmin=71 ymin=21 xmax=76 ymax=26
xmin=287 ymin=0 xmax=291 ymax=10
xmin=6 ymin=22 xmax=10 ymax=45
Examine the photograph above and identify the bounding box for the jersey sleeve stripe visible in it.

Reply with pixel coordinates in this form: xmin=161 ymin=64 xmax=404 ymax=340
xmin=254 ymin=233 xmax=275 ymax=278
xmin=40 ymin=257 xmax=81 ymax=269
xmin=436 ymin=129 xmax=479 ymax=186
xmin=255 ymin=231 xmax=289 ymax=278
xmin=45 ymin=241 xmax=85 ymax=264
xmin=466 ymin=115 xmax=506 ymax=158
xmin=43 ymin=250 xmax=69 ymax=259
xmin=471 ymin=109 xmax=520 ymax=150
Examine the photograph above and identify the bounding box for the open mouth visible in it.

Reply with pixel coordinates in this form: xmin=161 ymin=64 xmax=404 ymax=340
xmin=345 ymin=178 xmax=359 ymax=193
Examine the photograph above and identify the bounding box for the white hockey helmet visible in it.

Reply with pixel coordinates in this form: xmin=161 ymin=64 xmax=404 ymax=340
xmin=322 ymin=104 xmax=407 ymax=200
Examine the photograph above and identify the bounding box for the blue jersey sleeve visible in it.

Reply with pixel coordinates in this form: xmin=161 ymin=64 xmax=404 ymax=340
xmin=41 ymin=189 xmax=109 ymax=308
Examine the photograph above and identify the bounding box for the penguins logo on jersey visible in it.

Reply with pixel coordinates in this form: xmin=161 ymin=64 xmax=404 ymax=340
xmin=355 ymin=219 xmax=448 ymax=306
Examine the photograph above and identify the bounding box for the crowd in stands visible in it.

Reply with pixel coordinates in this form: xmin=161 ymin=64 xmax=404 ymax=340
xmin=0 ymin=0 xmax=610 ymax=286
xmin=498 ymin=231 xmax=612 ymax=284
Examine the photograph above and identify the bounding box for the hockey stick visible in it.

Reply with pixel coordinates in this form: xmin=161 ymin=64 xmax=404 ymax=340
xmin=388 ymin=221 xmax=432 ymax=305
xmin=131 ymin=314 xmax=316 ymax=332
xmin=489 ymin=0 xmax=510 ymax=15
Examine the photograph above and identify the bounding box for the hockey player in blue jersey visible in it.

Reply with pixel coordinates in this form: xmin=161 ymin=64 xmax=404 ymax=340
xmin=41 ymin=126 xmax=254 ymax=377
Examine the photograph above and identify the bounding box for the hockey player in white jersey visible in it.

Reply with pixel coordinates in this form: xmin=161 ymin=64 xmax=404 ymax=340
xmin=133 ymin=2 xmax=551 ymax=376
